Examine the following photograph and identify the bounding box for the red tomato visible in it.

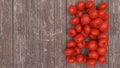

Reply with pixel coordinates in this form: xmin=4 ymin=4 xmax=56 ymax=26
xmin=74 ymin=47 xmax=81 ymax=55
xmin=77 ymin=11 xmax=82 ymax=17
xmin=64 ymin=48 xmax=74 ymax=56
xmin=88 ymin=51 xmax=99 ymax=59
xmin=97 ymin=47 xmax=107 ymax=55
xmin=86 ymin=40 xmax=97 ymax=51
xmin=98 ymin=2 xmax=108 ymax=10
xmin=76 ymin=54 xmax=84 ymax=63
xmin=91 ymin=18 xmax=103 ymax=28
xmin=81 ymin=14 xmax=91 ymax=25
xmin=81 ymin=30 xmax=88 ymax=37
xmin=89 ymin=10 xmax=98 ymax=19
xmin=98 ymin=10 xmax=106 ymax=18
xmin=85 ymin=1 xmax=94 ymax=9
xmin=77 ymin=41 xmax=86 ymax=48
xmin=89 ymin=34 xmax=97 ymax=39
xmin=75 ymin=24 xmax=82 ymax=33
xmin=76 ymin=1 xmax=85 ymax=10
xmin=74 ymin=34 xmax=84 ymax=43
xmin=102 ymin=13 xmax=109 ymax=20
xmin=67 ymin=40 xmax=76 ymax=48
xmin=68 ymin=5 xmax=77 ymax=15
xmin=99 ymin=21 xmax=109 ymax=32
xmin=68 ymin=28 xmax=77 ymax=37
xmin=98 ymin=33 xmax=108 ymax=39
xmin=84 ymin=25 xmax=91 ymax=34
xmin=86 ymin=7 xmax=95 ymax=13
xmin=98 ymin=39 xmax=108 ymax=48
xmin=70 ymin=17 xmax=79 ymax=25
xmin=86 ymin=59 xmax=97 ymax=66
xmin=98 ymin=56 xmax=107 ymax=64
xmin=83 ymin=56 xmax=87 ymax=63
xmin=90 ymin=28 xmax=100 ymax=36
xmin=66 ymin=56 xmax=76 ymax=64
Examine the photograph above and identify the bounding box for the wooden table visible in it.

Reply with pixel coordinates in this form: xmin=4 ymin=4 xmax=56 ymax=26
xmin=0 ymin=0 xmax=119 ymax=68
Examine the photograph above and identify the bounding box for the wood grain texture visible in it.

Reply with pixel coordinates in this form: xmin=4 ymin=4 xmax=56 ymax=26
xmin=0 ymin=0 xmax=13 ymax=68
xmin=0 ymin=0 xmax=120 ymax=68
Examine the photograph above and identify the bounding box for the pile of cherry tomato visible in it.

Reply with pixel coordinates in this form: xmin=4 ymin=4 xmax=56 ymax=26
xmin=64 ymin=0 xmax=109 ymax=67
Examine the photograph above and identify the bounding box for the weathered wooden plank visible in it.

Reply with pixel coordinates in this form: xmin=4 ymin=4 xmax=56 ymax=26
xmin=39 ymin=0 xmax=55 ymax=68
xmin=13 ymin=0 xmax=28 ymax=68
xmin=54 ymin=0 xmax=67 ymax=68
xmin=0 ymin=0 xmax=13 ymax=68
xmin=108 ymin=0 xmax=120 ymax=68
xmin=24 ymin=0 xmax=40 ymax=68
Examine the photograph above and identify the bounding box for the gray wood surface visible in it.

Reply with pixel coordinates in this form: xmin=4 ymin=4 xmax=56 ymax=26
xmin=0 ymin=0 xmax=120 ymax=68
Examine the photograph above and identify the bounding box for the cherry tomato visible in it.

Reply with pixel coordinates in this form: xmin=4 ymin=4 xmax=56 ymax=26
xmin=98 ymin=10 xmax=106 ymax=18
xmin=68 ymin=28 xmax=77 ymax=37
xmin=68 ymin=5 xmax=77 ymax=15
xmin=81 ymin=14 xmax=91 ymax=25
xmin=86 ymin=59 xmax=97 ymax=66
xmin=99 ymin=21 xmax=109 ymax=32
xmin=98 ymin=2 xmax=108 ymax=10
xmin=89 ymin=34 xmax=97 ymax=39
xmin=98 ymin=56 xmax=107 ymax=64
xmin=74 ymin=34 xmax=84 ymax=43
xmin=70 ymin=17 xmax=79 ymax=25
xmin=89 ymin=10 xmax=98 ymax=19
xmin=87 ymin=7 xmax=95 ymax=13
xmin=83 ymin=56 xmax=87 ymax=63
xmin=90 ymin=28 xmax=100 ymax=36
xmin=66 ymin=56 xmax=76 ymax=64
xmin=74 ymin=47 xmax=81 ymax=55
xmin=97 ymin=47 xmax=107 ymax=55
xmin=67 ymin=40 xmax=76 ymax=48
xmin=76 ymin=1 xmax=85 ymax=10
xmin=81 ymin=30 xmax=88 ymax=37
xmin=98 ymin=39 xmax=108 ymax=48
xmin=76 ymin=54 xmax=84 ymax=63
xmin=77 ymin=41 xmax=86 ymax=48
xmin=86 ymin=1 xmax=94 ymax=9
xmin=91 ymin=18 xmax=103 ymax=28
xmin=98 ymin=33 xmax=108 ymax=39
xmin=77 ymin=11 xmax=82 ymax=17
xmin=75 ymin=24 xmax=82 ymax=33
xmin=86 ymin=40 xmax=97 ymax=51
xmin=64 ymin=48 xmax=74 ymax=56
xmin=102 ymin=13 xmax=109 ymax=20
xmin=84 ymin=25 xmax=91 ymax=34
xmin=88 ymin=51 xmax=99 ymax=59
